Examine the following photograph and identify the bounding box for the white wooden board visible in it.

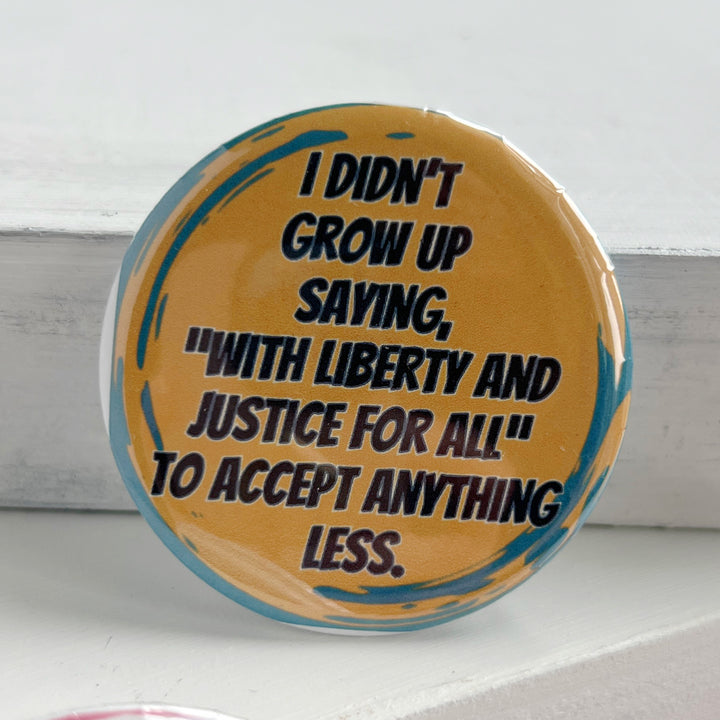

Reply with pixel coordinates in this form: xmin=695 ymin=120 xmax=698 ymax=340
xmin=0 ymin=2 xmax=718 ymax=525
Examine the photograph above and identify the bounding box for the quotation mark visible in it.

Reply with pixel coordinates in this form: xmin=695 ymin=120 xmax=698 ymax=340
xmin=505 ymin=414 xmax=534 ymax=440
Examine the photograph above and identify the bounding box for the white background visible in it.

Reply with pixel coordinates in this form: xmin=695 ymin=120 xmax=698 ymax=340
xmin=1 ymin=0 xmax=718 ymax=253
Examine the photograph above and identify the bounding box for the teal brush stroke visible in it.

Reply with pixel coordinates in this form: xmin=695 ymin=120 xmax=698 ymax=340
xmin=220 ymin=168 xmax=274 ymax=210
xmin=387 ymin=132 xmax=415 ymax=139
xmin=315 ymin=323 xmax=632 ymax=620
xmin=109 ymin=108 xmax=371 ymax=630
xmin=128 ymin=146 xmax=226 ymax=285
xmin=110 ymin=358 xmax=338 ymax=629
xmin=252 ymin=125 xmax=285 ymax=142
xmin=110 ymin=104 xmax=631 ymax=631
xmin=154 ymin=293 xmax=168 ymax=340
xmin=135 ymin=128 xmax=348 ymax=369
xmin=173 ymin=209 xmax=192 ymax=233
xmin=113 ymin=104 xmax=367 ymax=378
xmin=140 ymin=381 xmax=164 ymax=452
xmin=223 ymin=103 xmax=368 ymax=150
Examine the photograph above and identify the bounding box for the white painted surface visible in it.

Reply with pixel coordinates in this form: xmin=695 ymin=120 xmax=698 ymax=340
xmin=3 ymin=235 xmax=719 ymax=527
xmin=1 ymin=511 xmax=718 ymax=719
xmin=0 ymin=1 xmax=719 ymax=254
xmin=409 ymin=620 xmax=720 ymax=720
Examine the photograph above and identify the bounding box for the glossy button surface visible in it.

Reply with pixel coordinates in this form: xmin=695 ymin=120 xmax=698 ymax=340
xmin=106 ymin=105 xmax=631 ymax=632
xmin=46 ymin=706 xmax=240 ymax=720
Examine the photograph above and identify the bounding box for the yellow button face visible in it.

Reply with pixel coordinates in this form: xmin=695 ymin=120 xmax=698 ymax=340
xmin=107 ymin=105 xmax=631 ymax=631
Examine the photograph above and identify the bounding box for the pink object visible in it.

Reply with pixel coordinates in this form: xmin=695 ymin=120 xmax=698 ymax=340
xmin=42 ymin=705 xmax=241 ymax=720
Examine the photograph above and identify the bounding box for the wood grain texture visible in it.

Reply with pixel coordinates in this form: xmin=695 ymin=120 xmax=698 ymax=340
xmin=0 ymin=233 xmax=131 ymax=510
xmin=1 ymin=511 xmax=718 ymax=719
xmin=592 ymin=255 xmax=720 ymax=527
xmin=1 ymin=233 xmax=718 ymax=526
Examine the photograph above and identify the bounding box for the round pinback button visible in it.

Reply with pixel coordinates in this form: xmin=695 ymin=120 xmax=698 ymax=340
xmin=102 ymin=104 xmax=631 ymax=632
